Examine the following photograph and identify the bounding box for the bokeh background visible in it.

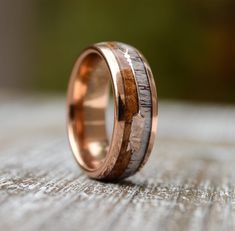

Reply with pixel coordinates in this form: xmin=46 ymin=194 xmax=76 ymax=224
xmin=0 ymin=0 xmax=235 ymax=102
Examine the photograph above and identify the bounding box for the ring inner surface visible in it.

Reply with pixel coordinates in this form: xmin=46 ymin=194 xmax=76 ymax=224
xmin=70 ymin=52 xmax=110 ymax=170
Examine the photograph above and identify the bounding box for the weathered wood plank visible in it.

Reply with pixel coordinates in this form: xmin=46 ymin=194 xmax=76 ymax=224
xmin=0 ymin=93 xmax=235 ymax=231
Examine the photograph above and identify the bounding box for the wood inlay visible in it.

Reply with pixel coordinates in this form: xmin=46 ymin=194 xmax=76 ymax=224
xmin=105 ymin=42 xmax=153 ymax=179
xmin=117 ymin=43 xmax=152 ymax=178
xmin=102 ymin=42 xmax=139 ymax=180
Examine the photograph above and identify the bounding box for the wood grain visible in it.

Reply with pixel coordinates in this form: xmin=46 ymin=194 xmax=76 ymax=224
xmin=0 ymin=92 xmax=235 ymax=231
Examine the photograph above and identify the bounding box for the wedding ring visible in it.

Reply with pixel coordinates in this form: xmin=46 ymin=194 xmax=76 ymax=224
xmin=67 ymin=41 xmax=157 ymax=181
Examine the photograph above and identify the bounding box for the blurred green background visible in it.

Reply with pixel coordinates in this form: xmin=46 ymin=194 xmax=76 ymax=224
xmin=0 ymin=0 xmax=235 ymax=102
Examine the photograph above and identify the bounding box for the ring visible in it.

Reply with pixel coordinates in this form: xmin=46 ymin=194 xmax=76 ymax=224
xmin=67 ymin=41 xmax=157 ymax=181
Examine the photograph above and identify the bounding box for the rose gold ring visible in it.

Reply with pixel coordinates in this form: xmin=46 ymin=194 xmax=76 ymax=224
xmin=67 ymin=41 xmax=157 ymax=181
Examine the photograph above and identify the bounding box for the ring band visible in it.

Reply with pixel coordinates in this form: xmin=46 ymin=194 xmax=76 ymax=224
xmin=67 ymin=42 xmax=157 ymax=181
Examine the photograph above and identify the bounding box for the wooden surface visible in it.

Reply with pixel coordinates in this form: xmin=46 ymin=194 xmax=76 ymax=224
xmin=1 ymin=93 xmax=235 ymax=231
